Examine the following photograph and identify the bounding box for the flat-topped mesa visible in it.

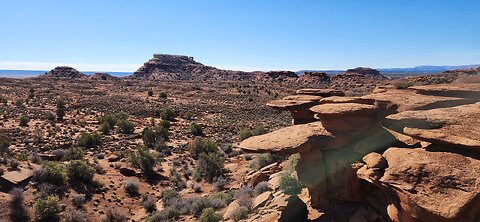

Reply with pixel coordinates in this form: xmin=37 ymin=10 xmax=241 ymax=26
xmin=410 ymin=84 xmax=480 ymax=99
xmin=344 ymin=67 xmax=387 ymax=80
xmin=296 ymin=88 xmax=345 ymax=97
xmin=266 ymin=99 xmax=319 ymax=124
xmin=297 ymin=72 xmax=331 ymax=85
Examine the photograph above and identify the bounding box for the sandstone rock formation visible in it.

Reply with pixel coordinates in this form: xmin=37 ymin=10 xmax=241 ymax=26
xmin=240 ymin=84 xmax=480 ymax=222
xmin=344 ymin=67 xmax=387 ymax=80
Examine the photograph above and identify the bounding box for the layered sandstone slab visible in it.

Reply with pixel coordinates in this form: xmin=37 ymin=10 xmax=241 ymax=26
xmin=319 ymin=96 xmax=375 ymax=105
xmin=239 ymin=122 xmax=334 ymax=155
xmin=296 ymin=88 xmax=345 ymax=97
xmin=385 ymin=102 xmax=480 ymax=150
xmin=282 ymin=95 xmax=323 ymax=101
xmin=359 ymin=148 xmax=480 ymax=222
xmin=310 ymin=103 xmax=377 ymax=117
xmin=411 ymin=84 xmax=480 ymax=98
xmin=266 ymin=100 xmax=318 ymax=111
xmin=363 ymin=88 xmax=466 ymax=112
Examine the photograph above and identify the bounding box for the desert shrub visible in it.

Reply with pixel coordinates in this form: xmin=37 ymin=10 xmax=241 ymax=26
xmin=161 ymin=189 xmax=180 ymax=205
xmin=159 ymin=92 xmax=167 ymax=99
xmin=142 ymin=126 xmax=168 ymax=148
xmin=199 ymin=208 xmax=221 ymax=222
xmin=170 ymin=169 xmax=186 ymax=190
xmin=99 ymin=122 xmax=111 ymax=135
xmin=394 ymin=79 xmax=415 ymax=89
xmin=191 ymin=197 xmax=213 ymax=216
xmin=10 ymin=188 xmax=28 ymax=221
xmin=56 ymin=99 xmax=66 ymax=121
xmin=67 ymin=160 xmax=95 ymax=183
xmin=19 ymin=116 xmax=29 ymax=127
xmin=29 ymin=153 xmax=43 ymax=164
xmin=72 ymin=194 xmax=86 ymax=208
xmin=239 ymin=129 xmax=253 ymax=141
xmin=279 ymin=172 xmax=303 ymax=195
xmin=0 ymin=167 xmax=4 ymax=175
xmin=234 ymin=186 xmax=253 ymax=209
xmin=124 ymin=180 xmax=139 ymax=196
xmin=129 ymin=146 xmax=157 ymax=177
xmin=46 ymin=112 xmax=55 ymax=121
xmin=213 ymin=176 xmax=228 ymax=191
xmin=239 ymin=125 xmax=267 ymax=141
xmin=15 ymin=99 xmax=24 ymax=108
xmin=64 ymin=209 xmax=86 ymax=222
xmin=116 ymin=119 xmax=135 ymax=134
xmin=160 ymin=107 xmax=176 ymax=121
xmin=192 ymin=182 xmax=202 ymax=192
xmin=35 ymin=161 xmax=66 ymax=185
xmin=102 ymin=208 xmax=127 ymax=222
xmin=77 ymin=132 xmax=101 ymax=148
xmin=249 ymin=153 xmax=279 ymax=170
xmin=10 ymin=159 xmax=20 ymax=169
xmin=34 ymin=195 xmax=62 ymax=221
xmin=231 ymin=206 xmax=249 ymax=221
xmin=159 ymin=120 xmax=171 ymax=129
xmin=182 ymin=111 xmax=193 ymax=120
xmin=148 ymin=207 xmax=179 ymax=222
xmin=254 ymin=182 xmax=270 ymax=195
xmin=0 ymin=139 xmax=10 ymax=155
xmin=142 ymin=194 xmax=156 ymax=212
xmin=147 ymin=89 xmax=153 ymax=97
xmin=190 ymin=123 xmax=203 ymax=136
xmin=98 ymin=114 xmax=117 ymax=129
xmin=210 ymin=191 xmax=235 ymax=204
xmin=194 ymin=152 xmax=225 ymax=183
xmin=188 ymin=138 xmax=219 ymax=157
xmin=63 ymin=147 xmax=85 ymax=160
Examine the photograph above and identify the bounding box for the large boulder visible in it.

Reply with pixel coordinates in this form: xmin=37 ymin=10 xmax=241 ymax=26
xmin=358 ymin=147 xmax=480 ymax=222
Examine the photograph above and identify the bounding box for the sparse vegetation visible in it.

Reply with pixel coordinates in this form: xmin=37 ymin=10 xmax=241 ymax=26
xmin=190 ymin=122 xmax=203 ymax=136
xmin=63 ymin=147 xmax=85 ymax=160
xmin=116 ymin=119 xmax=135 ymax=134
xmin=239 ymin=125 xmax=267 ymax=141
xmin=124 ymin=180 xmax=139 ymax=196
xmin=249 ymin=153 xmax=279 ymax=170
xmin=34 ymin=161 xmax=67 ymax=185
xmin=67 ymin=160 xmax=95 ymax=183
xmin=19 ymin=115 xmax=29 ymax=127
xmin=9 ymin=188 xmax=28 ymax=221
xmin=194 ymin=152 xmax=225 ymax=183
xmin=129 ymin=146 xmax=158 ymax=177
xmin=33 ymin=195 xmax=62 ymax=221
xmin=159 ymin=92 xmax=168 ymax=99
xmin=0 ymin=139 xmax=10 ymax=155
xmin=160 ymin=107 xmax=176 ymax=121
xmin=56 ymin=99 xmax=66 ymax=121
xmin=199 ymin=208 xmax=221 ymax=222
xmin=102 ymin=208 xmax=127 ymax=222
xmin=188 ymin=138 xmax=219 ymax=157
xmin=77 ymin=132 xmax=101 ymax=148
xmin=142 ymin=126 xmax=168 ymax=148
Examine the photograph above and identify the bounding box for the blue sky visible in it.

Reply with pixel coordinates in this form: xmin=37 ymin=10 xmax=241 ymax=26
xmin=0 ymin=0 xmax=479 ymax=71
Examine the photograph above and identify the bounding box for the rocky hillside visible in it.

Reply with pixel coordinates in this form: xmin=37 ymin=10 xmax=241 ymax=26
xmin=87 ymin=72 xmax=119 ymax=81
xmin=129 ymin=54 xmax=256 ymax=81
xmin=37 ymin=66 xmax=86 ymax=79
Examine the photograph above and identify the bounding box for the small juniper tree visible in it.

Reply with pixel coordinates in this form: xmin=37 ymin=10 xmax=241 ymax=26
xmin=56 ymin=99 xmax=66 ymax=121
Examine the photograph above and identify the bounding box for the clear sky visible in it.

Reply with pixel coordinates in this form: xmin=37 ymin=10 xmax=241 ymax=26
xmin=0 ymin=0 xmax=479 ymax=71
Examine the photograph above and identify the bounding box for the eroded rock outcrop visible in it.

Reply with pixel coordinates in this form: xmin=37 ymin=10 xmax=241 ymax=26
xmin=241 ymin=84 xmax=480 ymax=222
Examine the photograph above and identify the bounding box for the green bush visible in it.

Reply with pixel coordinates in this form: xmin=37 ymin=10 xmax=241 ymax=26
xmin=194 ymin=152 xmax=225 ymax=183
xmin=129 ymin=146 xmax=157 ymax=177
xmin=239 ymin=125 xmax=267 ymax=141
xmin=190 ymin=123 xmax=203 ymax=136
xmin=63 ymin=147 xmax=85 ymax=160
xmin=99 ymin=122 xmax=112 ymax=135
xmin=19 ymin=116 xmax=29 ymax=127
xmin=161 ymin=189 xmax=180 ymax=205
xmin=116 ymin=119 xmax=135 ymax=134
xmin=147 ymin=89 xmax=153 ymax=97
xmin=67 ymin=160 xmax=95 ymax=183
xmin=36 ymin=161 xmax=66 ymax=185
xmin=200 ymin=209 xmax=221 ymax=221
xmin=159 ymin=120 xmax=171 ymax=129
xmin=142 ymin=126 xmax=168 ymax=148
xmin=0 ymin=96 xmax=7 ymax=105
xmin=188 ymin=138 xmax=219 ymax=157
xmin=34 ymin=195 xmax=62 ymax=221
xmin=46 ymin=112 xmax=55 ymax=121
xmin=56 ymin=99 xmax=66 ymax=121
xmin=0 ymin=139 xmax=10 ymax=155
xmin=15 ymin=99 xmax=24 ymax=108
xmin=279 ymin=172 xmax=303 ymax=195
xmin=249 ymin=153 xmax=279 ymax=170
xmin=160 ymin=108 xmax=176 ymax=121
xmin=159 ymin=92 xmax=168 ymax=99
xmin=394 ymin=80 xmax=415 ymax=89
xmin=148 ymin=207 xmax=179 ymax=222
xmin=77 ymin=132 xmax=101 ymax=148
